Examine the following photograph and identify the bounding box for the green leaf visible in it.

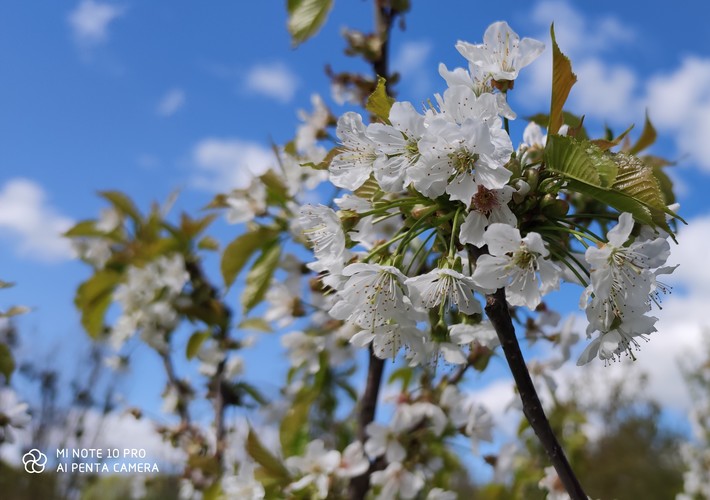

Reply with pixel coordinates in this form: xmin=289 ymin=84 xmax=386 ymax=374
xmin=238 ymin=317 xmax=272 ymax=332
xmin=366 ymin=76 xmax=394 ymax=123
xmin=246 ymin=428 xmax=290 ymax=479
xmin=242 ymin=242 xmax=281 ymax=313
xmin=548 ymin=24 xmax=577 ymax=135
xmin=197 ymin=236 xmax=219 ymax=251
xmin=75 ymin=270 xmax=122 ymax=338
xmin=63 ymin=220 xmax=104 ymax=238
xmin=99 ymin=191 xmax=142 ymax=222
xmin=0 ymin=280 xmax=13 ymax=289
xmin=186 ymin=331 xmax=211 ymax=360
xmin=0 ymin=343 xmax=14 ymax=382
xmin=220 ymin=228 xmax=277 ymax=288
xmin=388 ymin=366 xmax=413 ymax=391
xmin=287 ymin=0 xmax=333 ymax=46
xmin=280 ymin=389 xmax=315 ymax=457
xmin=629 ymin=111 xmax=657 ymax=155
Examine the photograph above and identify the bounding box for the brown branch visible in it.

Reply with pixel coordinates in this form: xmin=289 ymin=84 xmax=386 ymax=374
xmin=480 ymin=267 xmax=587 ymax=499
xmin=348 ymin=3 xmax=400 ymax=500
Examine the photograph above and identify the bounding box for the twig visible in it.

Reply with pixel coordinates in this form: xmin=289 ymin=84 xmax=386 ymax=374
xmin=477 ymin=255 xmax=587 ymax=499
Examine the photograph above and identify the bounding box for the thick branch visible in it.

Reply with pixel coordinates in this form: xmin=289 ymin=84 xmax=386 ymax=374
xmin=484 ymin=286 xmax=587 ymax=499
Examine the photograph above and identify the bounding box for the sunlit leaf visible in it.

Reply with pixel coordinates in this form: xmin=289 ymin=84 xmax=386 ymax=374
xmin=287 ymin=0 xmax=333 ymax=46
xmin=548 ymin=24 xmax=577 ymax=135
xmin=544 ymin=135 xmax=602 ymax=186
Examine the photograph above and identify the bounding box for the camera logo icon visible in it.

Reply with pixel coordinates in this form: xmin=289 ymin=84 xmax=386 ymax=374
xmin=22 ymin=449 xmax=47 ymax=473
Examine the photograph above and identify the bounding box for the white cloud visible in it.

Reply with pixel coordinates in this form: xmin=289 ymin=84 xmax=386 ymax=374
xmin=68 ymin=0 xmax=124 ymax=47
xmin=646 ymin=57 xmax=710 ymax=171
xmin=394 ymin=40 xmax=432 ymax=76
xmin=393 ymin=40 xmax=433 ymax=97
xmin=520 ymin=1 xmax=640 ymax=123
xmin=156 ymin=88 xmax=186 ymax=117
xmin=244 ymin=62 xmax=298 ymax=103
xmin=530 ymin=1 xmax=634 ymax=57
xmin=0 ymin=179 xmax=74 ymax=262
xmin=191 ymin=138 xmax=274 ymax=191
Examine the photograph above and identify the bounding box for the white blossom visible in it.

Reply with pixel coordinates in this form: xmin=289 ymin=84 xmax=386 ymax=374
xmin=473 ymin=224 xmax=561 ymax=308
xmin=286 ymin=439 xmax=340 ymax=498
xmin=329 ymin=112 xmax=376 ymax=190
xmin=370 ymin=462 xmax=424 ymax=500
xmin=456 ymin=21 xmax=545 ymax=82
xmin=406 ymin=267 xmax=484 ymax=315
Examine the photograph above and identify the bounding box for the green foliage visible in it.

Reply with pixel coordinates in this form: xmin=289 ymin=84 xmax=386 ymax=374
xmin=287 ymin=0 xmax=333 ymax=46
xmin=544 ymin=134 xmax=681 ymax=236
xmin=74 ymin=269 xmax=122 ymax=338
xmin=0 ymin=343 xmax=14 ymax=382
xmin=242 ymin=240 xmax=281 ymax=313
xmin=246 ymin=428 xmax=291 ymax=481
xmin=186 ymin=330 xmax=211 ymax=359
xmin=220 ymin=227 xmax=278 ymax=288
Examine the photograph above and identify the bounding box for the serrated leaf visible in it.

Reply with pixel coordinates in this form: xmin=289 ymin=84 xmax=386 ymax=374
xmin=99 ymin=191 xmax=142 ymax=222
xmin=0 ymin=343 xmax=14 ymax=382
xmin=242 ymin=242 xmax=281 ymax=313
xmin=366 ymin=76 xmax=394 ymax=123
xmin=75 ymin=270 xmax=122 ymax=338
xmin=220 ymin=228 xmax=277 ymax=288
xmin=238 ymin=317 xmax=272 ymax=332
xmin=287 ymin=0 xmax=333 ymax=46
xmin=629 ymin=111 xmax=657 ymax=155
xmin=186 ymin=331 xmax=211 ymax=360
xmin=566 ymin=179 xmax=655 ymax=228
xmin=247 ymin=428 xmax=290 ymax=479
xmin=612 ymin=154 xmax=664 ymax=208
xmin=549 ymin=24 xmax=577 ymax=135
xmin=544 ymin=135 xmax=601 ymax=186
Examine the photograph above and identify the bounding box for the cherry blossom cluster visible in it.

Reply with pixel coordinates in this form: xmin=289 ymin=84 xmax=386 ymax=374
xmin=295 ymin=19 xmax=677 ymax=370
xmin=110 ymin=254 xmax=190 ymax=351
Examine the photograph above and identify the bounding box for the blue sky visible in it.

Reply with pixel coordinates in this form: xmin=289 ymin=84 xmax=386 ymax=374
xmin=2 ymin=0 xmax=710 ymax=467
